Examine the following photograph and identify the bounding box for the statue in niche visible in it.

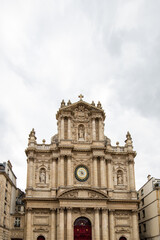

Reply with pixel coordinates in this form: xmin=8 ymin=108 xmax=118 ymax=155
xmin=117 ymin=170 xmax=123 ymax=185
xmin=78 ymin=125 xmax=85 ymax=140
xmin=39 ymin=168 xmax=46 ymax=183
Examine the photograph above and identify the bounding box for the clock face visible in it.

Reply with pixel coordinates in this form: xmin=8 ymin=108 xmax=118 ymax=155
xmin=75 ymin=166 xmax=89 ymax=182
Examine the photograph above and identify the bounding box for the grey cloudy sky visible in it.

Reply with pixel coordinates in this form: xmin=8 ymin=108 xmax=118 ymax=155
xmin=0 ymin=0 xmax=160 ymax=190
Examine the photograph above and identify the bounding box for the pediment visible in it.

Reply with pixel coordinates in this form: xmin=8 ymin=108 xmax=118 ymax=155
xmin=56 ymin=100 xmax=105 ymax=120
xmin=58 ymin=188 xmax=109 ymax=200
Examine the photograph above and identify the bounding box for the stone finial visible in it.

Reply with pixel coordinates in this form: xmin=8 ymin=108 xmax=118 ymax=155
xmin=97 ymin=101 xmax=102 ymax=109
xmin=91 ymin=101 xmax=95 ymax=106
xmin=61 ymin=100 xmax=65 ymax=108
xmin=116 ymin=141 xmax=119 ymax=146
xmin=126 ymin=131 xmax=132 ymax=140
xmin=67 ymin=100 xmax=71 ymax=106
xmin=28 ymin=128 xmax=37 ymax=146
xmin=125 ymin=131 xmax=133 ymax=150
xmin=42 ymin=139 xmax=46 ymax=144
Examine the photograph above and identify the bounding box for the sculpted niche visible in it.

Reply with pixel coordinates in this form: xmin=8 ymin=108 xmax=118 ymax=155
xmin=39 ymin=168 xmax=46 ymax=184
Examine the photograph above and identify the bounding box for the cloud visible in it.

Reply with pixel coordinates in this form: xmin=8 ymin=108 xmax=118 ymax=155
xmin=0 ymin=0 xmax=160 ymax=190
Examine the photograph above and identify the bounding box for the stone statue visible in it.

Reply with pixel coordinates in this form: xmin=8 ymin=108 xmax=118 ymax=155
xmin=78 ymin=125 xmax=85 ymax=139
xmin=117 ymin=171 xmax=123 ymax=185
xmin=39 ymin=169 xmax=46 ymax=183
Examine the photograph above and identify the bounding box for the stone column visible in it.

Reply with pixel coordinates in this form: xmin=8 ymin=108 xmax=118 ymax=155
xmin=92 ymin=118 xmax=96 ymax=140
xmin=94 ymin=208 xmax=100 ymax=240
xmin=109 ymin=210 xmax=115 ymax=240
xmin=102 ymin=208 xmax=109 ymax=240
xmin=99 ymin=118 xmax=104 ymax=141
xmin=51 ymin=158 xmax=56 ymax=189
xmin=68 ymin=118 xmax=71 ymax=139
xmin=107 ymin=159 xmax=113 ymax=189
xmin=129 ymin=159 xmax=135 ymax=190
xmin=67 ymin=208 xmax=72 ymax=240
xmin=27 ymin=158 xmax=33 ymax=188
xmin=67 ymin=156 xmax=72 ymax=186
xmin=132 ymin=211 xmax=139 ymax=240
xmin=100 ymin=157 xmax=106 ymax=188
xmin=26 ymin=208 xmax=32 ymax=240
xmin=93 ymin=157 xmax=98 ymax=187
xmin=57 ymin=208 xmax=59 ymax=239
xmin=59 ymin=156 xmax=64 ymax=187
xmin=61 ymin=117 xmax=64 ymax=139
xmin=59 ymin=208 xmax=64 ymax=240
xmin=50 ymin=209 xmax=56 ymax=240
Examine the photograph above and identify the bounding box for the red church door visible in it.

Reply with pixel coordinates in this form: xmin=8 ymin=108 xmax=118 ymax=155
xmin=37 ymin=236 xmax=45 ymax=240
xmin=74 ymin=217 xmax=92 ymax=240
xmin=119 ymin=237 xmax=127 ymax=240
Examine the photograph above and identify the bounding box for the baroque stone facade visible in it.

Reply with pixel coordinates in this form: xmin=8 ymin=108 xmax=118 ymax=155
xmin=24 ymin=95 xmax=139 ymax=240
xmin=24 ymin=96 xmax=139 ymax=240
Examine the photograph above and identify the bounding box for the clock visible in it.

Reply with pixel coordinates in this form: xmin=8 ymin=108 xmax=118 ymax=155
xmin=75 ymin=165 xmax=89 ymax=182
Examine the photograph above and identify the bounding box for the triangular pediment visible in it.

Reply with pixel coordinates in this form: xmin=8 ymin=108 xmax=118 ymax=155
xmin=58 ymin=187 xmax=109 ymax=200
xmin=56 ymin=100 xmax=105 ymax=120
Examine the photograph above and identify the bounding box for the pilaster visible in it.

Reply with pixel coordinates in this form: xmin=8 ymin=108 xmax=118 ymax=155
xmin=67 ymin=156 xmax=72 ymax=186
xmin=93 ymin=157 xmax=98 ymax=187
xmin=100 ymin=157 xmax=106 ymax=188
xmin=102 ymin=208 xmax=109 ymax=240
xmin=68 ymin=118 xmax=71 ymax=139
xmin=94 ymin=208 xmax=100 ymax=240
xmin=50 ymin=208 xmax=56 ymax=240
xmin=92 ymin=118 xmax=96 ymax=140
xmin=109 ymin=210 xmax=115 ymax=240
xmin=26 ymin=208 xmax=32 ymax=240
xmin=67 ymin=208 xmax=72 ymax=240
xmin=59 ymin=208 xmax=64 ymax=240
xmin=61 ymin=117 xmax=64 ymax=139
xmin=132 ymin=210 xmax=139 ymax=240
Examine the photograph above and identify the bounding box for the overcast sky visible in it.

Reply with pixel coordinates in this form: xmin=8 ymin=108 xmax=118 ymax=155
xmin=0 ymin=0 xmax=160 ymax=191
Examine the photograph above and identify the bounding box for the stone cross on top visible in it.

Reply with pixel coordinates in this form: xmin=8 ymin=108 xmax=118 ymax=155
xmin=78 ymin=94 xmax=84 ymax=101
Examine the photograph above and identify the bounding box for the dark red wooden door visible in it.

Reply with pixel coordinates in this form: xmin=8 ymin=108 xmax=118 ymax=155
xmin=37 ymin=236 xmax=45 ymax=240
xmin=119 ymin=237 xmax=127 ymax=240
xmin=74 ymin=217 xmax=92 ymax=240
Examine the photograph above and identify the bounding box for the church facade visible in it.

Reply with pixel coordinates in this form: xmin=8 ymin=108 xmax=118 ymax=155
xmin=25 ymin=96 xmax=139 ymax=240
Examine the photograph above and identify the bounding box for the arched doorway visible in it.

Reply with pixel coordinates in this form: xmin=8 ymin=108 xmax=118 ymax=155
xmin=37 ymin=236 xmax=45 ymax=240
xmin=119 ymin=237 xmax=127 ymax=240
xmin=74 ymin=217 xmax=92 ymax=240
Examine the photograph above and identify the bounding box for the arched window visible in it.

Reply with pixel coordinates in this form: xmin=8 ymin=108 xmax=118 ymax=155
xmin=117 ymin=170 xmax=123 ymax=185
xmin=37 ymin=236 xmax=45 ymax=240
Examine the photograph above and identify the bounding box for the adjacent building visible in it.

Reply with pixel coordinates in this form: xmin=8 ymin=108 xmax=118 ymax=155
xmin=0 ymin=161 xmax=17 ymax=240
xmin=0 ymin=161 xmax=25 ymax=240
xmin=138 ymin=176 xmax=160 ymax=240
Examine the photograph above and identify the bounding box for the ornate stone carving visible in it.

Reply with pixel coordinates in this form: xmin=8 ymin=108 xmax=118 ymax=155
xmin=115 ymin=227 xmax=130 ymax=233
xmin=62 ymin=190 xmax=78 ymax=198
xmin=74 ymin=105 xmax=89 ymax=120
xmin=33 ymin=227 xmax=49 ymax=232
xmin=59 ymin=189 xmax=108 ymax=199
xmin=88 ymin=191 xmax=105 ymax=199
xmin=80 ymin=208 xmax=86 ymax=214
